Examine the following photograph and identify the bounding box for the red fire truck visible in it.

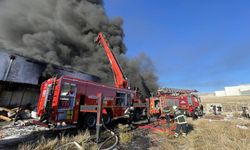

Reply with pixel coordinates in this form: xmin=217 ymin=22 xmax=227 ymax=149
xmin=148 ymin=88 xmax=202 ymax=118
xmin=37 ymin=32 xmax=146 ymax=128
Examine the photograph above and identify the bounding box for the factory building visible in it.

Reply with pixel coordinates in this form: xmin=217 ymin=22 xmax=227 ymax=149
xmin=0 ymin=50 xmax=100 ymax=107
xmin=215 ymin=84 xmax=250 ymax=97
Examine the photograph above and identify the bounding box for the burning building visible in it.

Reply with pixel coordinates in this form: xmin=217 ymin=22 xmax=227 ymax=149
xmin=0 ymin=50 xmax=100 ymax=107
xmin=0 ymin=0 xmax=158 ymax=103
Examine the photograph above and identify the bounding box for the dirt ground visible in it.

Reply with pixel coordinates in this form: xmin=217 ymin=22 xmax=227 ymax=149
xmin=128 ymin=117 xmax=250 ymax=150
xmin=118 ymin=95 xmax=250 ymax=150
xmin=8 ymin=95 xmax=250 ymax=149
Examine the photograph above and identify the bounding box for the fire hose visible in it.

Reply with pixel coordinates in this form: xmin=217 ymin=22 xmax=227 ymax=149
xmin=55 ymin=118 xmax=119 ymax=150
xmin=97 ymin=116 xmax=119 ymax=150
xmin=55 ymin=141 xmax=83 ymax=150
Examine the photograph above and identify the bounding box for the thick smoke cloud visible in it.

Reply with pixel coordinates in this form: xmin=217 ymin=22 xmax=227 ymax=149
xmin=0 ymin=0 xmax=158 ymax=97
xmin=121 ymin=53 xmax=158 ymax=98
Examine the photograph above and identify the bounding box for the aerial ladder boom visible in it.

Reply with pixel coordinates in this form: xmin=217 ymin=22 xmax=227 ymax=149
xmin=95 ymin=32 xmax=128 ymax=89
xmin=158 ymin=88 xmax=198 ymax=95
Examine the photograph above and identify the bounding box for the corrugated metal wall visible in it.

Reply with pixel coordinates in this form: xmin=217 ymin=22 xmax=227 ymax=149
xmin=0 ymin=84 xmax=39 ymax=107
xmin=0 ymin=51 xmax=45 ymax=85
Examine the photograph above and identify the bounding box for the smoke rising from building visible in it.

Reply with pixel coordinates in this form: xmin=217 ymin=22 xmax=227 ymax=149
xmin=0 ymin=0 xmax=158 ymax=97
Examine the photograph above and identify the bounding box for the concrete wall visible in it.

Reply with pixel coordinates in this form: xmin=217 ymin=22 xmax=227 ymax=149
xmin=240 ymin=89 xmax=250 ymax=95
xmin=224 ymin=86 xmax=241 ymax=96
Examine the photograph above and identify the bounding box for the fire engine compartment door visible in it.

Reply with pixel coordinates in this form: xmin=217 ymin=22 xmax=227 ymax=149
xmin=57 ymin=82 xmax=77 ymax=121
xmin=188 ymin=96 xmax=192 ymax=105
xmin=166 ymin=98 xmax=174 ymax=107
xmin=154 ymin=99 xmax=160 ymax=110
xmin=115 ymin=92 xmax=128 ymax=116
xmin=43 ymin=84 xmax=52 ymax=109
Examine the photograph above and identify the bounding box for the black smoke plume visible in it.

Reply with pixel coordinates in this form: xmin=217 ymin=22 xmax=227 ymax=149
xmin=0 ymin=0 xmax=158 ymax=97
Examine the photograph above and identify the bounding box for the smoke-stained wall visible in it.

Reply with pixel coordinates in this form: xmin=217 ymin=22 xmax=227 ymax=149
xmin=0 ymin=51 xmax=100 ymax=85
xmin=0 ymin=51 xmax=45 ymax=85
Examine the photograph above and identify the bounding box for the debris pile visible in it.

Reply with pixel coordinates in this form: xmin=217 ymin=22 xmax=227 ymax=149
xmin=236 ymin=124 xmax=248 ymax=130
xmin=0 ymin=107 xmax=46 ymax=140
xmin=0 ymin=123 xmax=48 ymax=140
xmin=0 ymin=107 xmax=33 ymax=122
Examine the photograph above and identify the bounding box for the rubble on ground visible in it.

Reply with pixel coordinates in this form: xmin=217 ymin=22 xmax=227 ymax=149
xmin=0 ymin=107 xmax=35 ymax=122
xmin=0 ymin=119 xmax=48 ymax=140
xmin=236 ymin=124 xmax=248 ymax=130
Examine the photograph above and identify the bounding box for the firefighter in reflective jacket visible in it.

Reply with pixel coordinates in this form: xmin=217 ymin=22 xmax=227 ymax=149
xmin=173 ymin=105 xmax=187 ymax=137
xmin=163 ymin=106 xmax=171 ymax=128
xmin=124 ymin=106 xmax=134 ymax=128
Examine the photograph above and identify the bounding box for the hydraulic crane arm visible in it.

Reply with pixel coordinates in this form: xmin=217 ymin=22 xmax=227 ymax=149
xmin=95 ymin=32 xmax=128 ymax=89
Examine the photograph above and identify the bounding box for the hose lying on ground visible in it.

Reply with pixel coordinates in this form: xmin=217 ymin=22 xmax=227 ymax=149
xmin=55 ymin=141 xmax=83 ymax=150
xmin=97 ymin=118 xmax=119 ymax=150
xmin=54 ymin=118 xmax=119 ymax=150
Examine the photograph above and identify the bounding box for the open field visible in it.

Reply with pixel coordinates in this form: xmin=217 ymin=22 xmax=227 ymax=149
xmin=16 ymin=117 xmax=250 ymax=150
xmin=9 ymin=96 xmax=250 ymax=150
xmin=151 ymin=118 xmax=250 ymax=150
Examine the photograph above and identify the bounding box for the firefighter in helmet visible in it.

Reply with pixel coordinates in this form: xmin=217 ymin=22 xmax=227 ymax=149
xmin=124 ymin=106 xmax=134 ymax=128
xmin=173 ymin=105 xmax=187 ymax=137
xmin=163 ymin=106 xmax=171 ymax=128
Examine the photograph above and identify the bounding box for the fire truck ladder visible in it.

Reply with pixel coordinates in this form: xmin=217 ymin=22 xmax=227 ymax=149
xmin=158 ymin=88 xmax=198 ymax=95
xmin=40 ymin=76 xmax=57 ymax=123
xmin=95 ymin=32 xmax=128 ymax=89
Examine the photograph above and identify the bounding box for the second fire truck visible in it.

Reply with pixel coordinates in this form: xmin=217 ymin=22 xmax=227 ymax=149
xmin=148 ymin=88 xmax=202 ymax=118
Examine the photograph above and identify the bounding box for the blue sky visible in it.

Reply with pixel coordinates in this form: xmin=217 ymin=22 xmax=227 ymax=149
xmin=104 ymin=0 xmax=250 ymax=92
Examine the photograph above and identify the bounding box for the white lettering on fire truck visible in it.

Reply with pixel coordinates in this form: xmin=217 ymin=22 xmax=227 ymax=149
xmin=180 ymin=100 xmax=186 ymax=104
xmin=104 ymin=97 xmax=112 ymax=101
xmin=88 ymin=95 xmax=98 ymax=99
xmin=88 ymin=95 xmax=112 ymax=101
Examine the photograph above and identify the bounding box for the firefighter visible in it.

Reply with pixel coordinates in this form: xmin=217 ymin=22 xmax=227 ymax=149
xmin=173 ymin=105 xmax=187 ymax=137
xmin=200 ymin=104 xmax=204 ymax=115
xmin=213 ymin=105 xmax=217 ymax=115
xmin=67 ymin=88 xmax=75 ymax=107
xmin=124 ymin=106 xmax=134 ymax=128
xmin=163 ymin=106 xmax=171 ymax=128
xmin=189 ymin=104 xmax=195 ymax=119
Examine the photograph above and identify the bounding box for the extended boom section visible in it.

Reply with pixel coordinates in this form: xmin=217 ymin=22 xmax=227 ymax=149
xmin=95 ymin=32 xmax=128 ymax=89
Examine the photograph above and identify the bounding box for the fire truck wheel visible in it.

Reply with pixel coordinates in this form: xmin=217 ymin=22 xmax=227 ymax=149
xmin=103 ymin=111 xmax=112 ymax=126
xmin=84 ymin=113 xmax=96 ymax=129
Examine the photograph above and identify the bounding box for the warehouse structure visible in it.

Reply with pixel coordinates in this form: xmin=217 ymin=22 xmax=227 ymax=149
xmin=215 ymin=84 xmax=250 ymax=97
xmin=0 ymin=50 xmax=100 ymax=107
